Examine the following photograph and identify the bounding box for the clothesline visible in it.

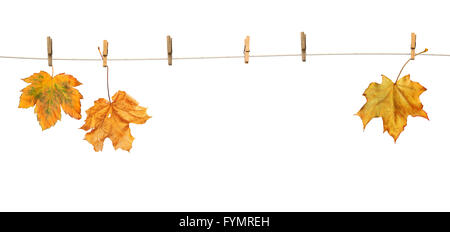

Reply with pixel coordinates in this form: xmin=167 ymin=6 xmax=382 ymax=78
xmin=1 ymin=52 xmax=450 ymax=62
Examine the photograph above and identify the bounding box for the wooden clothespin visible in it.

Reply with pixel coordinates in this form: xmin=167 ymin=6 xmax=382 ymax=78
xmin=167 ymin=35 xmax=173 ymax=66
xmin=102 ymin=40 xmax=108 ymax=67
xmin=47 ymin=36 xmax=52 ymax=67
xmin=244 ymin=36 xmax=250 ymax=64
xmin=301 ymin=32 xmax=306 ymax=62
xmin=411 ymin=32 xmax=416 ymax=60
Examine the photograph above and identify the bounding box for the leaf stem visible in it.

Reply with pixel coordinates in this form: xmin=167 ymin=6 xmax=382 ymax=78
xmin=395 ymin=48 xmax=428 ymax=83
xmin=98 ymin=47 xmax=111 ymax=102
xmin=106 ymin=66 xmax=110 ymax=102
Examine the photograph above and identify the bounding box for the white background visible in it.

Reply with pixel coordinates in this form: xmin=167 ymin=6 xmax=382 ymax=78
xmin=1 ymin=0 xmax=449 ymax=211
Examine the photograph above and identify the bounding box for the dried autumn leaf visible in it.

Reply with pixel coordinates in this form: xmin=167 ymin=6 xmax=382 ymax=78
xmin=19 ymin=71 xmax=83 ymax=130
xmin=356 ymin=74 xmax=428 ymax=142
xmin=81 ymin=91 xmax=151 ymax=152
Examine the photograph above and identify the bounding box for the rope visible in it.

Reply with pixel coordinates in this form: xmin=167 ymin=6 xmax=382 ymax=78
xmin=0 ymin=52 xmax=449 ymax=61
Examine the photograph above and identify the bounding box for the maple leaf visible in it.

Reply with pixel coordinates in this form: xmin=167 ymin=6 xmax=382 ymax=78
xmin=81 ymin=91 xmax=151 ymax=152
xmin=356 ymin=74 xmax=428 ymax=142
xmin=19 ymin=71 xmax=83 ymax=130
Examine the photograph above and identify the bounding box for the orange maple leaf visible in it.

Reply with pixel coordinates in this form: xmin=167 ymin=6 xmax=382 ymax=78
xmin=356 ymin=74 xmax=428 ymax=142
xmin=81 ymin=91 xmax=151 ymax=152
xmin=19 ymin=71 xmax=83 ymax=130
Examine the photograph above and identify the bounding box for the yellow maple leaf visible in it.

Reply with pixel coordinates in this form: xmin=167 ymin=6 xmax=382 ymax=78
xmin=356 ymin=74 xmax=428 ymax=142
xmin=19 ymin=71 xmax=83 ymax=130
xmin=81 ymin=91 xmax=151 ymax=152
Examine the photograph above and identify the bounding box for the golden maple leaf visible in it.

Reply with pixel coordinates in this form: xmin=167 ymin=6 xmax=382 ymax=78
xmin=19 ymin=71 xmax=83 ymax=130
xmin=356 ymin=74 xmax=428 ymax=142
xmin=81 ymin=91 xmax=151 ymax=152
